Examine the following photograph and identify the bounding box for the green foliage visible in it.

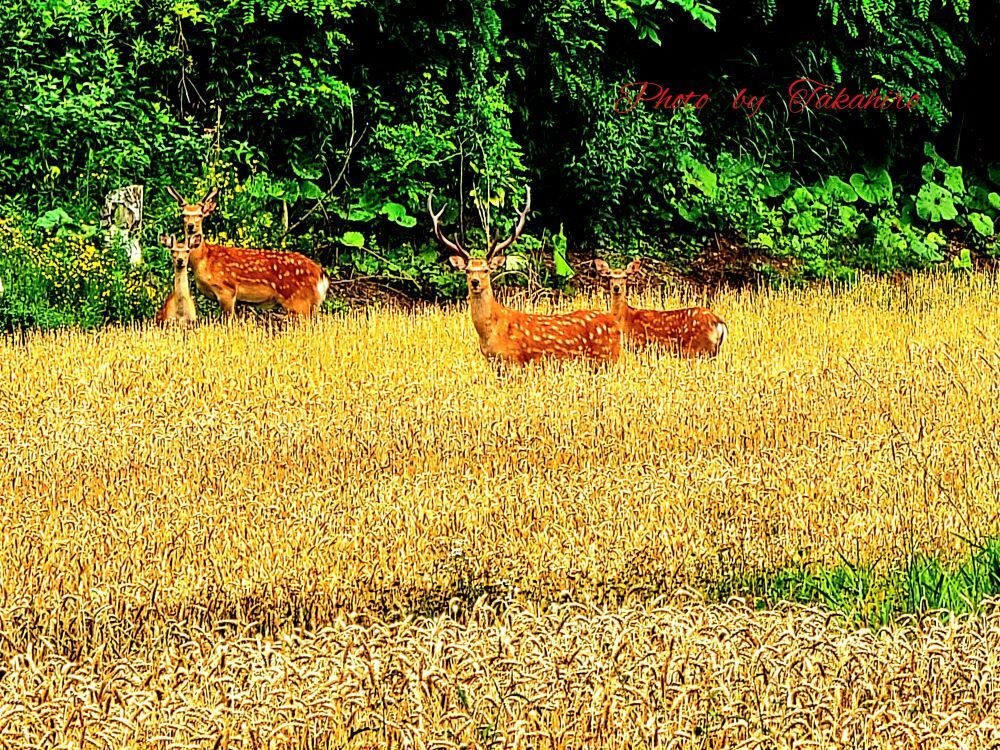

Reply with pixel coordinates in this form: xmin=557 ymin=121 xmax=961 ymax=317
xmin=613 ymin=0 xmax=720 ymax=43
xmin=0 ymin=0 xmax=995 ymax=327
xmin=914 ymin=143 xmax=1000 ymax=253
xmin=551 ymin=225 xmax=574 ymax=279
xmin=0 ymin=214 xmax=160 ymax=330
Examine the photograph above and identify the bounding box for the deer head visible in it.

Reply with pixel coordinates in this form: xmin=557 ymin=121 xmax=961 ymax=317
xmin=166 ymin=186 xmax=219 ymax=239
xmin=428 ymin=186 xmax=531 ymax=297
xmin=594 ymin=258 xmax=642 ymax=297
xmin=159 ymin=233 xmax=196 ymax=272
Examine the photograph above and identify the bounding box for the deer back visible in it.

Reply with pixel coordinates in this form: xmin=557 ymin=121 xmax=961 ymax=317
xmin=190 ymin=241 xmax=325 ymax=304
xmin=626 ymin=306 xmax=726 ymax=356
xmin=491 ymin=306 xmax=621 ymax=364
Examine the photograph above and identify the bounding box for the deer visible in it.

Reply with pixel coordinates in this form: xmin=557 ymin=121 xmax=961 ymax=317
xmin=154 ymin=234 xmax=198 ymax=327
xmin=164 ymin=186 xmax=329 ymax=318
xmin=593 ymin=258 xmax=727 ymax=357
xmin=429 ymin=186 xmax=621 ymax=366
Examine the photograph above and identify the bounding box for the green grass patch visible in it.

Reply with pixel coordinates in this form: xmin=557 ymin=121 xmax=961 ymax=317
xmin=716 ymin=538 xmax=1000 ymax=628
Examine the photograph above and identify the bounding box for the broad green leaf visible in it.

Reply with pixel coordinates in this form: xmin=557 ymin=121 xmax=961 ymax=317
xmin=900 ymin=195 xmax=916 ymax=227
xmin=942 ymin=166 xmax=965 ymax=196
xmin=789 ymin=211 xmax=822 ymax=235
xmin=381 ymin=201 xmax=416 ymax=227
xmin=782 ymin=186 xmax=814 ymax=212
xmin=552 ymin=225 xmax=574 ymax=278
xmin=916 ymin=183 xmax=957 ymax=222
xmin=503 ymin=254 xmax=528 ymax=271
xmin=754 ymin=232 xmax=775 ymax=249
xmin=36 ymin=207 xmax=72 ymax=231
xmin=838 ymin=204 xmax=861 ymax=226
xmin=850 ymin=168 xmax=892 ymax=204
xmin=290 ymin=161 xmax=323 ymax=180
xmin=677 ymin=203 xmax=703 ymax=223
xmin=685 ymin=160 xmax=717 ymax=198
xmin=952 ymin=247 xmax=973 ymax=271
xmin=339 ymin=231 xmax=366 ymax=248
xmin=381 ymin=201 xmax=407 ymax=220
xmin=969 ymin=212 xmax=995 ymax=236
xmin=912 ymin=234 xmax=945 ymax=263
xmin=760 ymin=172 xmax=790 ymax=199
xmin=923 ymin=141 xmax=947 ymax=169
xmin=346 ymin=201 xmax=377 ymax=222
xmin=823 ymin=175 xmax=858 ymax=204
xmin=299 ymin=180 xmax=324 ymax=200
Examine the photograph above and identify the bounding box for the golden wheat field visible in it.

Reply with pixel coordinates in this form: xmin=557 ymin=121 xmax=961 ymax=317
xmin=1 ymin=272 xmax=1000 ymax=748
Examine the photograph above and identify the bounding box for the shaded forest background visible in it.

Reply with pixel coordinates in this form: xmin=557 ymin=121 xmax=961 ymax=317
xmin=0 ymin=0 xmax=997 ymax=327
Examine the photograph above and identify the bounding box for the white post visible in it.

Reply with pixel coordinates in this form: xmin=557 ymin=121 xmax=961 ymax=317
xmin=101 ymin=185 xmax=144 ymax=265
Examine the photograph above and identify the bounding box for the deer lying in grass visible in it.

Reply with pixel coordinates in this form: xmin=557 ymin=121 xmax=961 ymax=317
xmin=594 ymin=258 xmax=727 ymax=357
xmin=429 ymin=187 xmax=621 ymax=366
xmin=154 ymin=234 xmax=197 ymax=327
xmin=165 ymin=186 xmax=329 ymax=318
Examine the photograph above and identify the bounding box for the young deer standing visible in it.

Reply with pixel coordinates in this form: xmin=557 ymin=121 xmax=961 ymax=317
xmin=155 ymin=234 xmax=198 ymax=327
xmin=593 ymin=258 xmax=727 ymax=357
xmin=429 ymin=187 xmax=621 ymax=365
xmin=165 ymin=186 xmax=329 ymax=318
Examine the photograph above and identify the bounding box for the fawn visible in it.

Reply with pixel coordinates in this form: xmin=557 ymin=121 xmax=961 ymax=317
xmin=155 ymin=234 xmax=198 ymax=327
xmin=429 ymin=187 xmax=621 ymax=366
xmin=593 ymin=258 xmax=727 ymax=357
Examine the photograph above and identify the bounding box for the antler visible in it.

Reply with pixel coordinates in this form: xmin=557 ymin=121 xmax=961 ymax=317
xmin=490 ymin=186 xmax=531 ymax=257
xmin=165 ymin=186 xmax=186 ymax=206
xmin=427 ymin=192 xmax=469 ymax=258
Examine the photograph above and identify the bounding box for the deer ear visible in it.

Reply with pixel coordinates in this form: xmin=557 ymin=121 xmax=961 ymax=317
xmin=189 ymin=234 xmax=203 ymax=248
xmin=489 ymin=255 xmax=506 ymax=270
xmin=448 ymin=255 xmax=467 ymax=270
xmin=626 ymin=259 xmax=642 ymax=275
xmin=159 ymin=234 xmax=173 ymax=248
xmin=201 ymin=188 xmax=219 ymax=215
xmin=593 ymin=259 xmax=611 ymax=276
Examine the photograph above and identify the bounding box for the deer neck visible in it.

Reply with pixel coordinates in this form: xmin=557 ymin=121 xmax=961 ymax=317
xmin=186 ymin=243 xmax=208 ymax=273
xmin=173 ymin=266 xmax=191 ymax=297
xmin=610 ymin=292 xmax=631 ymax=323
xmin=468 ymin=285 xmax=504 ymax=341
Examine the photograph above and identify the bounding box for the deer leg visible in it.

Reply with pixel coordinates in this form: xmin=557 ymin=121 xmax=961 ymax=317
xmin=215 ymin=287 xmax=237 ymax=319
xmin=283 ymin=295 xmax=313 ymax=317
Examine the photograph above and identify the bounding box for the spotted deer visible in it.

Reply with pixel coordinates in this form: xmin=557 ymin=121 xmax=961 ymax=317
xmin=429 ymin=187 xmax=621 ymax=365
xmin=165 ymin=186 xmax=329 ymax=318
xmin=593 ymin=258 xmax=727 ymax=357
xmin=154 ymin=234 xmax=197 ymax=327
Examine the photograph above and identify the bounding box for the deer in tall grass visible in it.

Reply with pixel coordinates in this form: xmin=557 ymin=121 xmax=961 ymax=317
xmin=165 ymin=186 xmax=329 ymax=318
xmin=429 ymin=187 xmax=621 ymax=366
xmin=154 ymin=234 xmax=198 ymax=327
xmin=593 ymin=258 xmax=727 ymax=357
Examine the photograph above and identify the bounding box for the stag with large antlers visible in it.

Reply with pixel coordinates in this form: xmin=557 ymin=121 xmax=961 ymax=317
xmin=165 ymin=186 xmax=329 ymax=318
xmin=594 ymin=258 xmax=727 ymax=357
xmin=429 ymin=187 xmax=621 ymax=365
